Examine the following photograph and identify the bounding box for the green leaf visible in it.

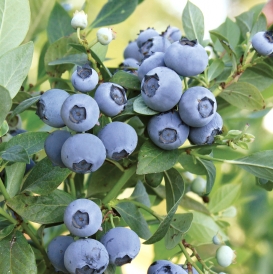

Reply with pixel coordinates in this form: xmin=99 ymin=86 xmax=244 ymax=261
xmin=178 ymin=153 xmax=207 ymax=175
xmin=0 ymin=120 xmax=9 ymax=137
xmin=131 ymin=180 xmax=151 ymax=207
xmin=25 ymin=0 xmax=55 ymax=41
xmin=208 ymin=183 xmax=241 ymax=214
xmin=239 ymin=63 xmax=273 ymax=92
xmin=165 ymin=213 xmax=193 ymax=250
xmin=251 ymin=13 xmax=267 ymax=38
xmin=44 ymin=34 xmax=81 ymax=75
xmin=22 ymin=157 xmax=71 ymax=195
xmin=186 ymin=211 xmax=228 ymax=245
xmin=219 ymin=82 xmax=265 ymax=111
xmin=182 ymin=1 xmax=204 ymax=45
xmin=164 ymin=168 xmax=184 ymax=212
xmin=137 ymin=141 xmax=180 ymax=175
xmin=110 ymin=70 xmax=141 ymax=90
xmin=91 ymin=0 xmax=138 ymax=28
xmin=47 ymin=2 xmax=73 ymax=44
xmin=5 ymin=132 xmax=48 ymax=156
xmin=0 ymin=0 xmax=30 ymax=57
xmin=48 ymin=53 xmax=88 ymax=66
xmin=133 ymin=96 xmax=159 ymax=115
xmin=210 ymin=17 xmax=240 ymax=51
xmin=87 ymin=162 xmax=123 ymax=196
xmin=12 ymin=96 xmax=40 ymax=117
xmin=5 ymin=162 xmax=26 ymax=198
xmin=6 ymin=189 xmax=74 ymax=224
xmin=207 ymin=59 xmax=225 ymax=82
xmin=0 ymin=224 xmax=15 ymax=241
xmin=209 ymin=31 xmax=237 ymax=71
xmin=196 ymin=157 xmax=216 ymax=194
xmin=0 ymin=86 xmax=12 ymax=126
xmin=180 ymin=195 xmax=211 ymax=215
xmin=143 ymin=191 xmax=184 ymax=245
xmin=233 ymin=150 xmax=273 ymax=181
xmin=0 ymin=42 xmax=34 ymax=99
xmin=0 ymin=230 xmax=37 ymax=274
xmin=91 ymin=42 xmax=109 ymax=64
xmin=1 ymin=145 xmax=29 ymax=163
xmin=114 ymin=202 xmax=151 ymax=240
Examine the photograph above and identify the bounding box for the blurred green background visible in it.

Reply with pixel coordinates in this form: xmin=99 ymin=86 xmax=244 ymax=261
xmin=22 ymin=0 xmax=273 ymax=273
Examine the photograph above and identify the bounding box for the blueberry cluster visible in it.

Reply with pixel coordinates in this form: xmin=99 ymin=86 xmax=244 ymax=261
xmin=36 ymin=67 xmax=138 ymax=173
xmin=47 ymin=198 xmax=141 ymax=273
xmin=123 ymin=26 xmax=223 ymax=150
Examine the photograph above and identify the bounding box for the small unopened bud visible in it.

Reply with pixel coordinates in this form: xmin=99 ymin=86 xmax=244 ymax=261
xmin=71 ymin=10 xmax=88 ymax=30
xmin=97 ymin=28 xmax=116 ymax=45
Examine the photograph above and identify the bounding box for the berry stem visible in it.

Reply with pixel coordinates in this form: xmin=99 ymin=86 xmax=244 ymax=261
xmin=105 ymin=158 xmax=125 ymax=172
xmin=77 ymin=28 xmax=103 ymax=82
xmin=0 ymin=207 xmax=17 ymax=224
xmin=102 ymin=164 xmax=136 ymax=204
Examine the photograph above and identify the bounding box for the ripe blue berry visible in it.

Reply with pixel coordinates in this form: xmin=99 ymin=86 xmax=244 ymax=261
xmin=147 ymin=111 xmax=189 ymax=150
xmin=71 ymin=64 xmax=99 ymax=93
xmin=148 ymin=260 xmax=187 ymax=274
xmin=63 ymin=198 xmax=102 ymax=237
xmin=47 ymin=235 xmax=74 ymax=273
xmin=100 ymin=227 xmax=141 ymax=266
xmin=64 ymin=238 xmax=109 ymax=274
xmin=44 ymin=130 xmax=71 ymax=167
xmin=61 ymin=94 xmax=100 ymax=132
xmin=123 ymin=40 xmax=143 ymax=61
xmin=94 ymin=82 xmax=127 ymax=117
xmin=136 ymin=28 xmax=159 ymax=47
xmin=164 ymin=37 xmax=208 ymax=77
xmin=36 ymin=89 xmax=69 ymax=128
xmin=138 ymin=52 xmax=166 ymax=81
xmin=139 ymin=35 xmax=171 ymax=56
xmin=252 ymin=31 xmax=273 ymax=56
xmin=188 ymin=112 xmax=223 ymax=145
xmin=98 ymin=122 xmax=138 ymax=161
xmin=178 ymin=86 xmax=217 ymax=127
xmin=141 ymin=66 xmax=182 ymax=112
xmin=216 ymin=245 xmax=236 ymax=267
xmin=61 ymin=133 xmax=106 ymax=173
xmin=163 ymin=25 xmax=182 ymax=43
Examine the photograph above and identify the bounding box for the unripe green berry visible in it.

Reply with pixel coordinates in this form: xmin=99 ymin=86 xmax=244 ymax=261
xmin=191 ymin=177 xmax=207 ymax=196
xmin=71 ymin=10 xmax=87 ymax=30
xmin=216 ymin=245 xmax=236 ymax=267
xmin=97 ymin=28 xmax=116 ymax=45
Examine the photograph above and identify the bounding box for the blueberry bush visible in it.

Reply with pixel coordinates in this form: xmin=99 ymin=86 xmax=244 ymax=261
xmin=0 ymin=0 xmax=273 ymax=273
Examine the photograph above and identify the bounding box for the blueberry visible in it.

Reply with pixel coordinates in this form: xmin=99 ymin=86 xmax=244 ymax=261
xmin=44 ymin=130 xmax=72 ymax=167
xmin=64 ymin=238 xmax=109 ymax=274
xmin=178 ymin=86 xmax=217 ymax=128
xmin=100 ymin=227 xmax=140 ymax=266
xmin=141 ymin=66 xmax=182 ymax=112
xmin=163 ymin=26 xmax=182 ymax=43
xmin=47 ymin=235 xmax=74 ymax=273
xmin=252 ymin=31 xmax=273 ymax=56
xmin=216 ymin=245 xmax=236 ymax=267
xmin=164 ymin=37 xmax=208 ymax=77
xmin=212 ymin=234 xmax=222 ymax=245
xmin=61 ymin=133 xmax=106 ymax=173
xmin=25 ymin=159 xmax=35 ymax=174
xmin=36 ymin=89 xmax=69 ymax=128
xmin=148 ymin=260 xmax=187 ymax=274
xmin=147 ymin=111 xmax=189 ymax=150
xmin=9 ymin=129 xmax=26 ymax=136
xmin=138 ymin=52 xmax=166 ymax=81
xmin=136 ymin=27 xmax=159 ymax=48
xmin=123 ymin=40 xmax=143 ymax=62
xmin=61 ymin=94 xmax=100 ymax=132
xmin=97 ymin=122 xmax=138 ymax=161
xmin=94 ymin=82 xmax=127 ymax=117
xmin=64 ymin=198 xmax=102 ymax=237
xmin=119 ymin=58 xmax=139 ymax=75
xmin=191 ymin=176 xmax=207 ymax=195
xmin=139 ymin=35 xmax=171 ymax=56
xmin=188 ymin=112 xmax=223 ymax=145
xmin=71 ymin=64 xmax=99 ymax=93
